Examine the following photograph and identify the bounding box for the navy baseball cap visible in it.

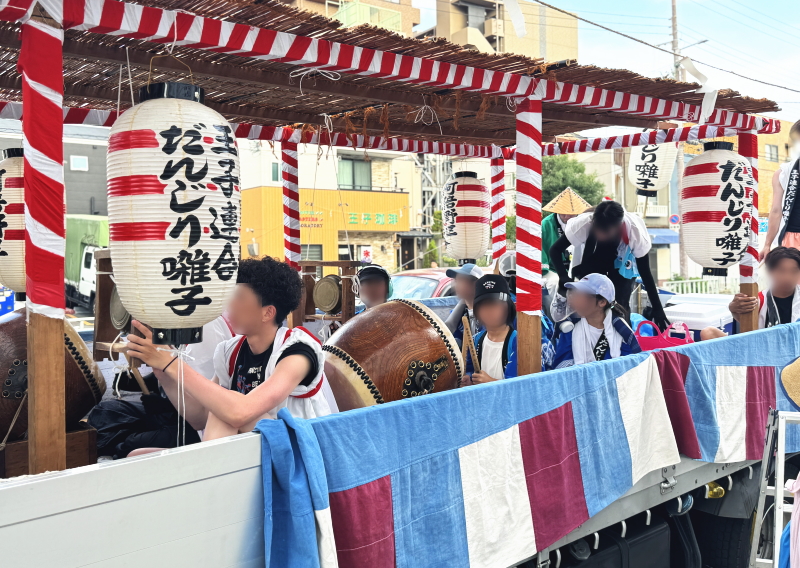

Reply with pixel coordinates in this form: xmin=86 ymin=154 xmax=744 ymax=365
xmin=564 ymin=273 xmax=615 ymax=304
xmin=446 ymin=263 xmax=484 ymax=279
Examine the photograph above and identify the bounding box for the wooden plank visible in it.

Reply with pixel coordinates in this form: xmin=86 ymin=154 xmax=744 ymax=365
xmin=92 ymin=249 xmax=118 ymax=362
xmin=1 ymin=426 xmax=96 ymax=478
xmin=738 ymin=282 xmax=759 ymax=333
xmin=517 ymin=312 xmax=542 ymax=376
xmin=27 ymin=312 xmax=66 ymax=474
xmin=340 ymin=266 xmax=357 ymax=324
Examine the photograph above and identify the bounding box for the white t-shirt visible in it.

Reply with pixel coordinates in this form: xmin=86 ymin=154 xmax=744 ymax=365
xmin=565 ymin=211 xmax=652 ymax=268
xmin=584 ymin=325 xmax=603 ymax=349
xmin=481 ymin=337 xmax=506 ymax=381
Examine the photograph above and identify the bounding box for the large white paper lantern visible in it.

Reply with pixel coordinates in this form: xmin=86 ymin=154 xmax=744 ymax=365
xmin=441 ymin=171 xmax=491 ymax=265
xmin=0 ymin=149 xmax=25 ymax=295
xmin=107 ymin=83 xmax=241 ymax=344
xmin=680 ymin=141 xmax=754 ymax=276
xmin=627 ymin=143 xmax=678 ymax=197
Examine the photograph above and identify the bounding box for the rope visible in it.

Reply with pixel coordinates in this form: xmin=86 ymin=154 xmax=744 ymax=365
xmin=110 ymin=330 xmax=129 ymax=399
xmin=157 ymin=345 xmax=194 ymax=447
xmin=0 ymin=391 xmax=27 ymax=452
xmin=409 ymin=95 xmax=443 ymax=135
xmin=288 ymin=68 xmax=341 ymax=96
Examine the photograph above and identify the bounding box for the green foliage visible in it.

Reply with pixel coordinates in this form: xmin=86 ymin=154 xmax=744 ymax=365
xmin=542 ymin=155 xmax=606 ymax=215
xmin=431 ymin=210 xmax=443 ymax=236
xmin=422 ymin=239 xmax=438 ymax=268
xmin=506 ymin=215 xmax=516 ymax=243
xmin=440 ymin=255 xmax=458 ymax=267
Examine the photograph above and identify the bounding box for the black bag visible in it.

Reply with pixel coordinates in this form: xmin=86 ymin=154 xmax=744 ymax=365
xmin=561 ymin=515 xmax=670 ymax=568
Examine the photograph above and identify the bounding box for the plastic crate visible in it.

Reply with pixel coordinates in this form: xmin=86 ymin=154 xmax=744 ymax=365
xmin=664 ymin=302 xmax=734 ymax=341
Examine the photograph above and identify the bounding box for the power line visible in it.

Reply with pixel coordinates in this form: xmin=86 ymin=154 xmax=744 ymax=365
xmin=711 ymin=0 xmax=800 ymax=42
xmin=531 ymin=0 xmax=800 ymax=95
xmin=685 ymin=0 xmax=797 ymax=51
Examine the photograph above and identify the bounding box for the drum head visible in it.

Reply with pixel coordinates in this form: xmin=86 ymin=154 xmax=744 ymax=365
xmin=314 ymin=275 xmax=342 ymax=314
xmin=110 ymin=285 xmax=131 ymax=330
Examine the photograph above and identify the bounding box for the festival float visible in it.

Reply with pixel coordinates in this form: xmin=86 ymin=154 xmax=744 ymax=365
xmin=0 ymin=0 xmax=795 ymax=567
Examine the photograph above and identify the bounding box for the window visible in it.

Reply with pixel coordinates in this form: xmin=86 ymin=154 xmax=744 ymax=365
xmin=83 ymin=250 xmax=92 ymax=269
xmin=301 ymin=244 xmax=323 ymax=278
xmin=271 ymin=162 xmax=280 ymax=182
xmin=338 ymin=158 xmax=372 ymax=190
xmin=70 ymin=155 xmax=89 ymax=171
xmin=338 ymin=244 xmax=355 ymax=261
xmin=766 ymin=144 xmax=779 ymax=162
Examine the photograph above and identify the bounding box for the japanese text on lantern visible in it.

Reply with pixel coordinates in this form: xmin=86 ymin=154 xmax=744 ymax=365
xmin=441 ymin=180 xmax=458 ymax=237
xmin=0 ymin=169 xmax=6 ymax=256
xmin=158 ymin=124 xmax=239 ymax=316
xmin=634 ymin=145 xmax=660 ymax=192
xmin=713 ymin=159 xmax=752 ymax=267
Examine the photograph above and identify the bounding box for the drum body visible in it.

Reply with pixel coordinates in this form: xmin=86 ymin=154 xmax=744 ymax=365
xmin=0 ymin=309 xmax=105 ymax=442
xmin=323 ymin=299 xmax=463 ymax=411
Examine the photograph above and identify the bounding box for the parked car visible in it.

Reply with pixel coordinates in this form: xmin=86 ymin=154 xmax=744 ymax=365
xmin=390 ymin=268 xmax=454 ymax=300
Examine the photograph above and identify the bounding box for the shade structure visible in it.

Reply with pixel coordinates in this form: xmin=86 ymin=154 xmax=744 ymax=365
xmin=680 ymin=141 xmax=754 ymax=276
xmin=441 ymin=171 xmax=491 ymax=265
xmin=627 ymin=143 xmax=678 ymax=197
xmin=0 ymin=149 xmax=25 ymax=294
xmin=107 ymin=83 xmax=241 ymax=345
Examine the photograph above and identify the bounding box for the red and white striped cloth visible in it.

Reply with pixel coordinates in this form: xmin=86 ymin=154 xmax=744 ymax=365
xmin=738 ymin=130 xmax=759 ymax=284
xmin=43 ymin=0 xmax=779 ymax=134
xmin=514 ymin=97 xmax=543 ymax=315
xmin=19 ymin=19 xmax=65 ymax=318
xmin=282 ymin=138 xmax=301 ymax=270
xmin=490 ymin=150 xmax=506 ymax=259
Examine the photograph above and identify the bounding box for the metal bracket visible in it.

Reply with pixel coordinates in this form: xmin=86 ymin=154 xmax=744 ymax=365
xmin=660 ymin=466 xmax=678 ymax=494
xmin=536 ymin=551 xmax=551 ymax=568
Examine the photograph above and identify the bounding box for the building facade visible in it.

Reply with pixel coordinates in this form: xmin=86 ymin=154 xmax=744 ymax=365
xmin=280 ymin=0 xmax=420 ymax=36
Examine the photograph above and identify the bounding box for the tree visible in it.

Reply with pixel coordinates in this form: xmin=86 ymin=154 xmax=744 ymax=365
xmin=541 ymin=155 xmax=606 ymax=214
xmin=506 ymin=215 xmax=516 ymax=243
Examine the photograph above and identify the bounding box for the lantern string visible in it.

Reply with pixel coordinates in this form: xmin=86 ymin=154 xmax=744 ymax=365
xmin=110 ymin=330 xmax=130 ymax=399
xmin=116 ymin=64 xmax=123 ymax=117
xmin=288 ymin=68 xmax=341 ymax=96
xmin=408 ymin=96 xmax=443 ymax=135
xmin=157 ymin=345 xmax=194 ymax=446
xmin=125 ymin=48 xmax=135 ymax=108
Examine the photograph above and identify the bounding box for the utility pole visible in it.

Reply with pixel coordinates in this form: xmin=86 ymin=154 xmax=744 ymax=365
xmin=672 ymin=0 xmax=689 ymax=277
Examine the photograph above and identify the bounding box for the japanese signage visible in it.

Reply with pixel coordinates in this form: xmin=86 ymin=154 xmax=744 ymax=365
xmin=711 ymin=158 xmax=753 ymax=268
xmin=440 ymin=172 xmax=490 ymax=262
xmin=627 ymin=143 xmax=678 ymax=197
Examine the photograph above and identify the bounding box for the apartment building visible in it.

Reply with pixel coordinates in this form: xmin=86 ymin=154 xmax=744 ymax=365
xmin=281 ymin=0 xmax=420 ymax=36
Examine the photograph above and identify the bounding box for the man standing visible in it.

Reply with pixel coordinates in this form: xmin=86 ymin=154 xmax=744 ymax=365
xmin=541 ymin=187 xmax=591 ymax=319
xmin=444 ymin=263 xmax=484 ymax=349
xmin=761 ymin=120 xmax=800 ymax=256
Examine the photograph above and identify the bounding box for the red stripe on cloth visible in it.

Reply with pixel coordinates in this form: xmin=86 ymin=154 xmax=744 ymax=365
xmin=746 ymin=367 xmax=776 ymax=460
xmin=248 ymin=29 xmax=278 ymax=58
xmin=519 ymin=401 xmax=589 ymax=551
xmin=330 ymin=475 xmax=395 ymax=568
xmin=455 ymin=199 xmax=489 ymax=208
xmin=455 ymin=215 xmax=490 ymax=224
xmin=283 ymin=224 xmax=300 ymax=239
xmin=282 ymin=36 xmax=313 ymax=62
xmin=281 ymin=153 xmax=299 ymax=170
xmin=650 ymin=351 xmax=701 ymax=459
xmin=740 ymin=265 xmax=753 ymax=278
xmin=682 ymin=184 xmax=721 ymax=199
xmin=20 ymin=87 xmax=62 ymax=160
xmin=62 ymin=0 xmax=87 ymax=29
xmin=4 ymin=203 xmax=23 ymax=214
xmin=3 ymin=229 xmax=24 ymax=240
xmin=454 ymin=184 xmax=486 ymax=193
xmin=108 ymin=175 xmax=168 ymax=197
xmin=23 ymin=163 xmax=65 ymax=238
xmin=197 ymin=17 xmax=222 ymax=49
xmin=124 ymin=6 xmax=163 ymax=39
xmin=24 ymin=241 xmax=64 ymax=308
xmin=4 ymin=177 xmax=23 ymax=188
xmin=87 ymin=0 xmax=125 ymax=34
xmin=682 ymin=211 xmax=726 ymax=223
xmin=110 ymin=222 xmax=170 ymax=241
xmin=63 ymin=107 xmax=90 ymax=124
xmin=684 ymin=162 xmax=720 ymax=177
xmin=108 ymin=129 xmax=160 ymax=152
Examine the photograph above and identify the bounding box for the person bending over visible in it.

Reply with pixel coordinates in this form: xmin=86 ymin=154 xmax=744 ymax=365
xmin=357 ymin=264 xmax=392 ymax=309
xmin=127 ymin=256 xmax=331 ymax=441
xmin=549 ymin=200 xmax=669 ymax=330
xmin=551 ymin=273 xmax=641 ymax=369
xmin=702 ymin=246 xmax=800 ymax=340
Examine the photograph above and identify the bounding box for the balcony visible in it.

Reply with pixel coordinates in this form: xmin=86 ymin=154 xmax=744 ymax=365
xmin=635 ymin=203 xmax=668 ymax=218
xmin=333 ymin=0 xmax=402 ymax=33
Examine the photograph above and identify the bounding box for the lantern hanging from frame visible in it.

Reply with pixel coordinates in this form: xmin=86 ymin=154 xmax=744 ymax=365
xmin=107 ymin=82 xmax=241 ymax=345
xmin=627 ymin=143 xmax=678 ymax=197
xmin=0 ymin=148 xmax=25 ymax=296
xmin=441 ymin=171 xmax=491 ymax=265
xmin=680 ymin=141 xmax=754 ymax=276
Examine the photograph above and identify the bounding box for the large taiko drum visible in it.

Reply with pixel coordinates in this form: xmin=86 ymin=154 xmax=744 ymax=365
xmin=0 ymin=309 xmax=105 ymax=442
xmin=323 ymin=299 xmax=463 ymax=411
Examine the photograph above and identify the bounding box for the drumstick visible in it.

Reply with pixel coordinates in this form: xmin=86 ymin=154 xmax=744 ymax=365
xmin=461 ymin=315 xmax=481 ymax=374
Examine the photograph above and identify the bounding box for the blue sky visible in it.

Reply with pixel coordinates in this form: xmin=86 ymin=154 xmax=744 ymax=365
xmin=412 ymin=0 xmax=800 ymax=122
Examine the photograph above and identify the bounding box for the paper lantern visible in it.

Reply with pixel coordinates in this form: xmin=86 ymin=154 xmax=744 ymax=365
xmin=680 ymin=141 xmax=754 ymax=276
xmin=0 ymin=149 xmax=25 ymax=295
xmin=627 ymin=143 xmax=678 ymax=197
xmin=441 ymin=171 xmax=491 ymax=265
xmin=107 ymin=83 xmax=241 ymax=345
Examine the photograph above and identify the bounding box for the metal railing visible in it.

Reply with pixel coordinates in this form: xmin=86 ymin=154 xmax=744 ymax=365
xmin=635 ymin=203 xmax=669 ymax=217
xmin=662 ymin=279 xmax=721 ymax=295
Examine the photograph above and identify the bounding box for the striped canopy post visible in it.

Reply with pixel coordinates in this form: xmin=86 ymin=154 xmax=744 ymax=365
xmin=282 ymin=140 xmax=301 ymax=271
xmin=737 ymin=130 xmax=760 ymax=332
xmin=490 ymin=149 xmax=507 ymax=260
xmin=514 ymin=96 xmax=543 ymax=375
xmin=20 ymin=17 xmax=67 ymax=473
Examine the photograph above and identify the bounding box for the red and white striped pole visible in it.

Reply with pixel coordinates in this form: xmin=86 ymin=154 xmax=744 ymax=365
xmin=490 ymin=149 xmax=507 ymax=259
xmin=737 ymin=129 xmax=760 ymax=332
xmin=19 ymin=18 xmax=67 ymax=472
xmin=282 ymin=140 xmax=301 ymax=270
xmin=515 ymin=95 xmax=543 ymax=374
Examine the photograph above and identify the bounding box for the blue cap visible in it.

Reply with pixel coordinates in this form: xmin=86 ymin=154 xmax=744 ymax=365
xmin=564 ymin=273 xmax=615 ymax=304
xmin=446 ymin=263 xmax=484 ymax=279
